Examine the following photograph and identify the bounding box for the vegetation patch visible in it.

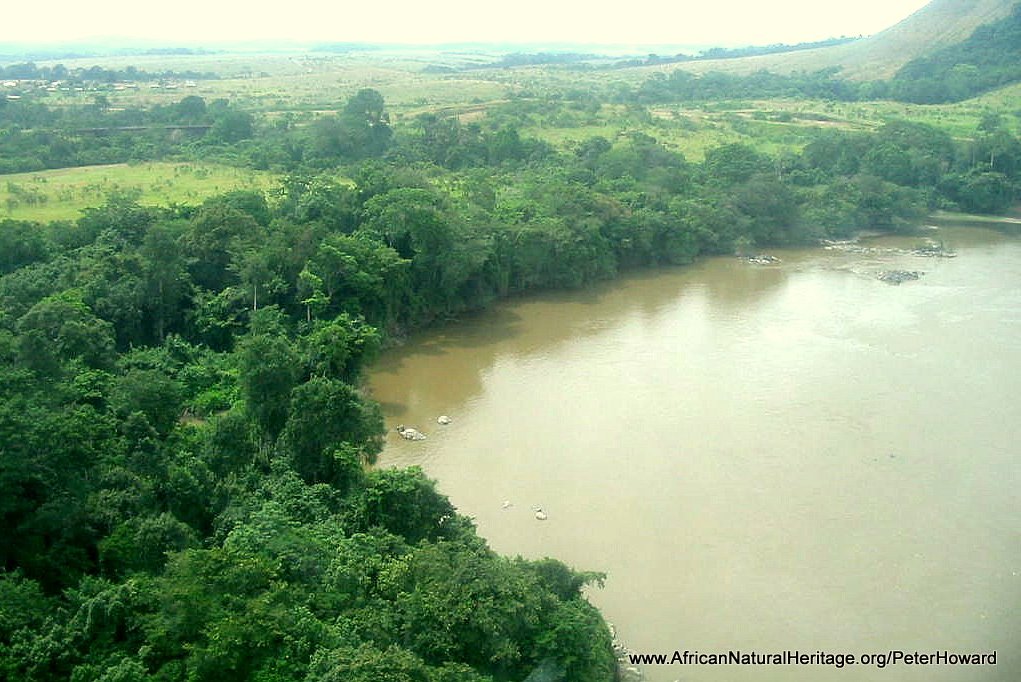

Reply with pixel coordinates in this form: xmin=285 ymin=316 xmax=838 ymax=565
xmin=1 ymin=163 xmax=277 ymax=221
xmin=2 ymin=14 xmax=1020 ymax=677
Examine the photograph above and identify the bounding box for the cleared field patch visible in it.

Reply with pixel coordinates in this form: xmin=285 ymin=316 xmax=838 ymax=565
xmin=39 ymin=52 xmax=515 ymax=117
xmin=523 ymin=99 xmax=878 ymax=161
xmin=1 ymin=162 xmax=278 ymax=222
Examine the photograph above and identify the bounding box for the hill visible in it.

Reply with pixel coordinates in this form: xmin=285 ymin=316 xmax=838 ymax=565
xmin=632 ymin=0 xmax=1018 ymax=81
xmin=890 ymin=2 xmax=1021 ymax=101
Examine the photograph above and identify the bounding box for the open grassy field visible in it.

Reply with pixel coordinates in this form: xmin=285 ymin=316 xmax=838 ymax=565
xmin=11 ymin=41 xmax=1020 ymax=180
xmin=28 ymin=41 xmax=1021 ymax=136
xmin=519 ymin=93 xmax=1014 ymax=161
xmin=519 ymin=91 xmax=1017 ymax=167
xmin=0 ymin=162 xmax=277 ymax=222
xmin=35 ymin=51 xmax=515 ymax=117
xmin=521 ymin=110 xmax=761 ymax=161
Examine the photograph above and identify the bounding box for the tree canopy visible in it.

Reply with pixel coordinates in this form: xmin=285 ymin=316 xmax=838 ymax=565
xmin=2 ymin=67 xmax=1019 ymax=682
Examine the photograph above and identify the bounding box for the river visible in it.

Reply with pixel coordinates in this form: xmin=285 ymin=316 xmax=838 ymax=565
xmin=367 ymin=224 xmax=1021 ymax=682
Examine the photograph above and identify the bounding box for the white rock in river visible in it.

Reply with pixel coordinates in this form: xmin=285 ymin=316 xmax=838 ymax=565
xmin=437 ymin=415 xmax=452 ymax=425
xmin=534 ymin=508 xmax=548 ymax=521
xmin=396 ymin=424 xmax=427 ymax=441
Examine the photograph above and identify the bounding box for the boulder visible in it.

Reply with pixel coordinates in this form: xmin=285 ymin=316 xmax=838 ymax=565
xmin=395 ymin=424 xmax=427 ymax=440
xmin=877 ymin=270 xmax=923 ymax=285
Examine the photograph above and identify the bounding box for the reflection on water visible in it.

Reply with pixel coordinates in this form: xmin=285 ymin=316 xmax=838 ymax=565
xmin=368 ymin=227 xmax=1021 ymax=682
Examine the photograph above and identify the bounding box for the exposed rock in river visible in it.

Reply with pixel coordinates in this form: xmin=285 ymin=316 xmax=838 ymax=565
xmin=822 ymin=238 xmax=956 ymax=259
xmin=877 ymin=270 xmax=923 ymax=285
xmin=609 ymin=622 xmax=645 ymax=681
xmin=746 ymin=254 xmax=781 ymax=265
xmin=395 ymin=424 xmax=427 ymax=440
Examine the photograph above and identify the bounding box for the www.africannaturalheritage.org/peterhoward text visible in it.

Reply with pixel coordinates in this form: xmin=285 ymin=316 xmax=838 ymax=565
xmin=627 ymin=649 xmax=998 ymax=669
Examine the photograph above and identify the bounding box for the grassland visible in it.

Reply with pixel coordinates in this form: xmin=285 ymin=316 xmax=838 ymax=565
xmin=0 ymin=162 xmax=277 ymax=222
xmin=521 ymin=89 xmax=1021 ymax=161
xmin=7 ymin=37 xmax=1020 ymax=205
xmin=27 ymin=38 xmax=1021 ymax=135
xmin=37 ymin=51 xmax=515 ymax=117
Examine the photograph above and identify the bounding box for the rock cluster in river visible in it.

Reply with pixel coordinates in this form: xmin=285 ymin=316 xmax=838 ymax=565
xmin=609 ymin=623 xmax=645 ymax=682
xmin=822 ymin=238 xmax=956 ymax=259
xmin=877 ymin=270 xmax=923 ymax=285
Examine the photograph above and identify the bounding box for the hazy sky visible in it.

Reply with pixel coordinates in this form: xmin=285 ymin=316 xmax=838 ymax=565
xmin=2 ymin=0 xmax=934 ymax=46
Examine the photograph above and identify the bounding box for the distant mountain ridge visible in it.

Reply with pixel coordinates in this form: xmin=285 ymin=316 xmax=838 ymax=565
xmin=640 ymin=0 xmax=1019 ymax=81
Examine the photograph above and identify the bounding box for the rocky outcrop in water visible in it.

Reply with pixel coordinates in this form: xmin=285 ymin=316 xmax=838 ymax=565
xmin=745 ymin=254 xmax=782 ymax=265
xmin=396 ymin=424 xmax=427 ymax=440
xmin=610 ymin=623 xmax=645 ymax=681
xmin=822 ymin=238 xmax=956 ymax=259
xmin=877 ymin=270 xmax=923 ymax=285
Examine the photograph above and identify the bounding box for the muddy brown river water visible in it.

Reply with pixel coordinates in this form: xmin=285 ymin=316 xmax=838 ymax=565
xmin=368 ymin=225 xmax=1021 ymax=681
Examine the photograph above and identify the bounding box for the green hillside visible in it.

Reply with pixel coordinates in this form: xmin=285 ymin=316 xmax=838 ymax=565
xmin=891 ymin=3 xmax=1021 ymax=101
xmin=633 ymin=0 xmax=1018 ymax=81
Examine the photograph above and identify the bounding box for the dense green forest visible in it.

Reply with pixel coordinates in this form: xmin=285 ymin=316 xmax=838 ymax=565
xmin=0 ymin=157 xmax=622 ymax=679
xmin=2 ymin=30 xmax=1021 ymax=678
